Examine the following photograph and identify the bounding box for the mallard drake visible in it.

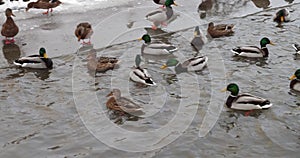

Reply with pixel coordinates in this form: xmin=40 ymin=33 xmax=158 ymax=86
xmin=14 ymin=47 xmax=53 ymax=69
xmin=221 ymin=83 xmax=273 ymax=110
xmin=289 ymin=69 xmax=300 ymax=92
xmin=87 ymin=52 xmax=119 ymax=73
xmin=273 ymin=8 xmax=290 ymax=24
xmin=231 ymin=37 xmax=274 ymax=58
xmin=129 ymin=54 xmax=156 ymax=86
xmin=207 ymin=22 xmax=234 ymax=38
xmin=191 ymin=26 xmax=205 ymax=52
xmin=161 ymin=56 xmax=208 ymax=73
xmin=138 ymin=34 xmax=177 ymax=55
xmin=26 ymin=0 xmax=62 ymax=15
xmin=75 ymin=22 xmax=93 ymax=45
xmin=106 ymin=89 xmax=144 ymax=115
xmin=146 ymin=0 xmax=177 ymax=30
xmin=293 ymin=44 xmax=300 ymax=54
xmin=1 ymin=8 xmax=19 ymax=45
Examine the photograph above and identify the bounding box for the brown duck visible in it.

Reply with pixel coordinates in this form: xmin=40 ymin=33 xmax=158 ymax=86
xmin=106 ymin=89 xmax=144 ymax=115
xmin=87 ymin=52 xmax=119 ymax=73
xmin=207 ymin=22 xmax=234 ymax=38
xmin=1 ymin=8 xmax=19 ymax=45
xmin=75 ymin=22 xmax=93 ymax=45
xmin=26 ymin=0 xmax=62 ymax=15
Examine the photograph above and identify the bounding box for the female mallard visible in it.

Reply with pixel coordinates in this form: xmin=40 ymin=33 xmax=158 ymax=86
xmin=26 ymin=0 xmax=62 ymax=15
xmin=289 ymin=69 xmax=300 ymax=92
xmin=138 ymin=34 xmax=177 ymax=55
xmin=129 ymin=54 xmax=156 ymax=86
xmin=231 ymin=37 xmax=274 ymax=58
xmin=75 ymin=22 xmax=93 ymax=45
xmin=221 ymin=83 xmax=273 ymax=110
xmin=293 ymin=44 xmax=300 ymax=54
xmin=160 ymin=56 xmax=208 ymax=73
xmin=106 ymin=89 xmax=144 ymax=115
xmin=1 ymin=8 xmax=19 ymax=45
xmin=273 ymin=8 xmax=290 ymax=24
xmin=146 ymin=0 xmax=177 ymax=30
xmin=14 ymin=47 xmax=53 ymax=69
xmin=191 ymin=26 xmax=205 ymax=52
xmin=87 ymin=52 xmax=119 ymax=73
xmin=197 ymin=0 xmax=213 ymax=19
xmin=207 ymin=22 xmax=234 ymax=38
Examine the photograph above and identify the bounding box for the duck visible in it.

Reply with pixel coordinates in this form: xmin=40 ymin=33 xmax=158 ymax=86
xmin=289 ymin=69 xmax=300 ymax=92
xmin=197 ymin=0 xmax=213 ymax=19
xmin=191 ymin=26 xmax=205 ymax=52
xmin=138 ymin=34 xmax=177 ymax=55
xmin=221 ymin=83 xmax=273 ymax=110
xmin=160 ymin=56 xmax=208 ymax=73
xmin=106 ymin=89 xmax=144 ymax=115
xmin=129 ymin=54 xmax=156 ymax=86
xmin=231 ymin=37 xmax=274 ymax=58
xmin=146 ymin=0 xmax=177 ymax=30
xmin=14 ymin=47 xmax=53 ymax=69
xmin=87 ymin=52 xmax=119 ymax=73
xmin=273 ymin=8 xmax=290 ymax=24
xmin=207 ymin=22 xmax=234 ymax=38
xmin=75 ymin=22 xmax=93 ymax=45
xmin=26 ymin=0 xmax=62 ymax=15
xmin=1 ymin=8 xmax=19 ymax=45
xmin=293 ymin=44 xmax=300 ymax=54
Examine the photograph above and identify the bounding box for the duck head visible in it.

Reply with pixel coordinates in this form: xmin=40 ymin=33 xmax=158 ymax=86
xmin=290 ymin=69 xmax=300 ymax=80
xmin=138 ymin=34 xmax=151 ymax=44
xmin=26 ymin=2 xmax=35 ymax=12
xmin=221 ymin=83 xmax=239 ymax=96
xmin=106 ymin=89 xmax=122 ymax=99
xmin=5 ymin=8 xmax=15 ymax=17
xmin=161 ymin=58 xmax=179 ymax=69
xmin=39 ymin=47 xmax=48 ymax=58
xmin=260 ymin=37 xmax=274 ymax=47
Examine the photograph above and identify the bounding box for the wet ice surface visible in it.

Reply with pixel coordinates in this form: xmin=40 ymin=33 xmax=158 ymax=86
xmin=0 ymin=0 xmax=300 ymax=157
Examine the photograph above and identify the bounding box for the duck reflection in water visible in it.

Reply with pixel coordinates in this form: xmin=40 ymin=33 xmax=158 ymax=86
xmin=2 ymin=43 xmax=20 ymax=64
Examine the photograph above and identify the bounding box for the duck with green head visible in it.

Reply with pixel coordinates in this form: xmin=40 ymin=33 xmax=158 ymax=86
xmin=231 ymin=37 xmax=274 ymax=58
xmin=129 ymin=54 xmax=156 ymax=86
xmin=161 ymin=56 xmax=208 ymax=73
xmin=14 ymin=47 xmax=53 ymax=69
xmin=138 ymin=34 xmax=177 ymax=55
xmin=221 ymin=83 xmax=273 ymax=110
xmin=146 ymin=0 xmax=177 ymax=30
xmin=289 ymin=69 xmax=300 ymax=92
xmin=273 ymin=9 xmax=290 ymax=24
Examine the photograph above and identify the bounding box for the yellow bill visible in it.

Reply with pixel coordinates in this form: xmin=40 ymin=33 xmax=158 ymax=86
xmin=44 ymin=53 xmax=48 ymax=58
xmin=220 ymin=88 xmax=227 ymax=92
xmin=138 ymin=38 xmax=143 ymax=41
xmin=270 ymin=41 xmax=275 ymax=46
xmin=290 ymin=74 xmax=296 ymax=80
xmin=280 ymin=16 xmax=284 ymax=22
xmin=173 ymin=2 xmax=178 ymax=6
xmin=160 ymin=64 xmax=168 ymax=69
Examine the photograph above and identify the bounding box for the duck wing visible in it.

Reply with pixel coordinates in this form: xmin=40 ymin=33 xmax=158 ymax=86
xmin=117 ymin=97 xmax=144 ymax=114
xmin=231 ymin=46 xmax=264 ymax=57
xmin=231 ymin=93 xmax=272 ymax=110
